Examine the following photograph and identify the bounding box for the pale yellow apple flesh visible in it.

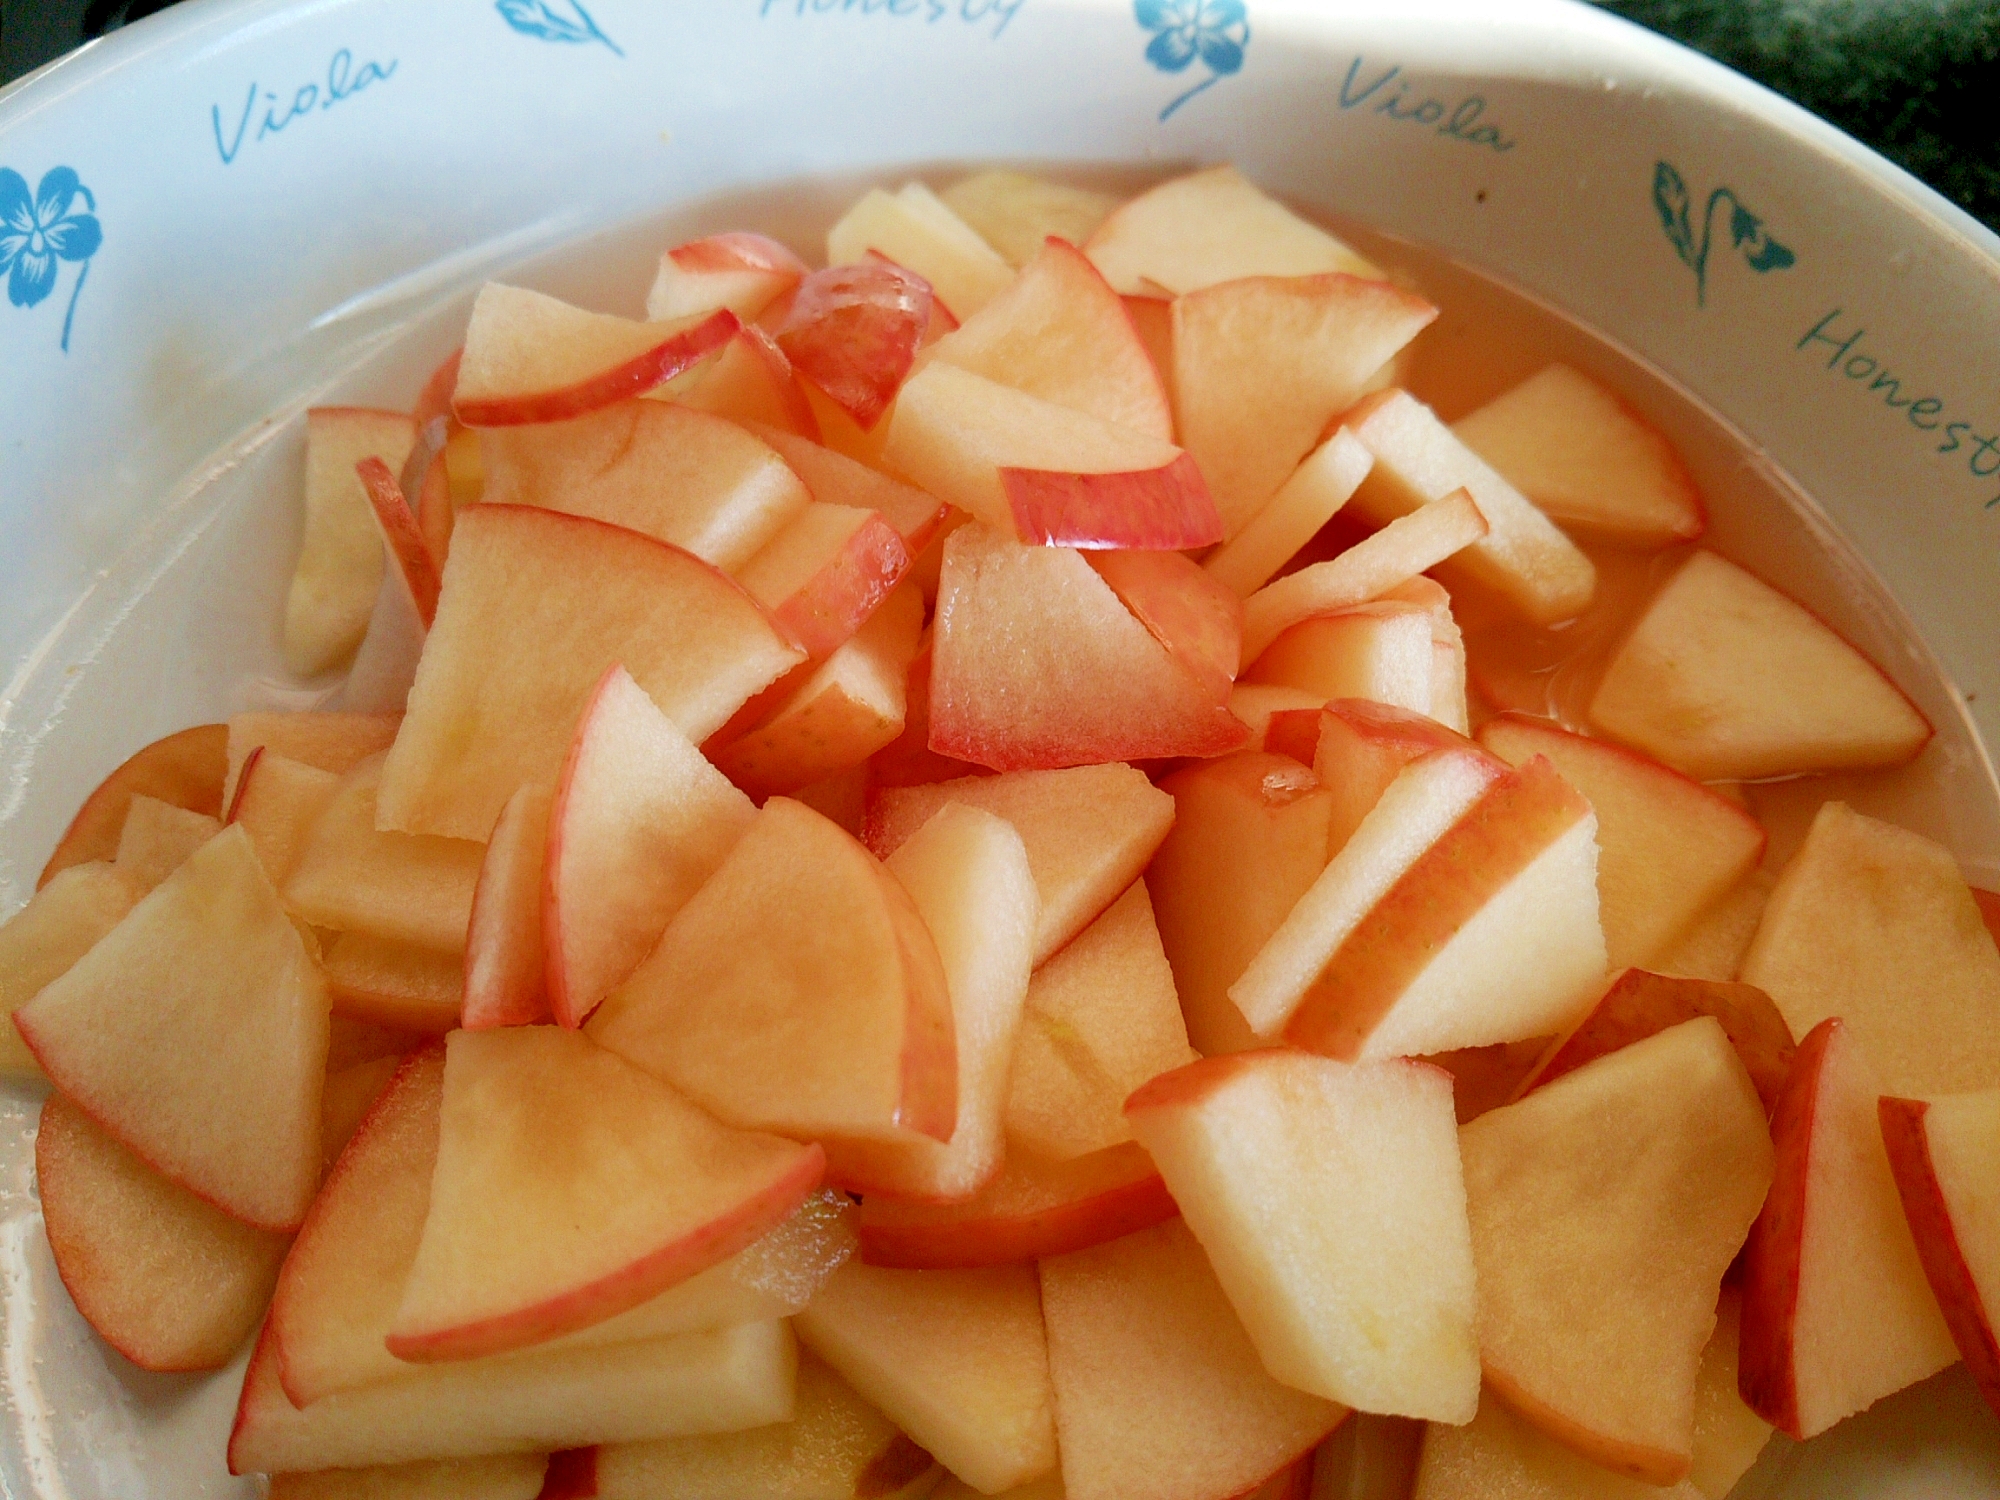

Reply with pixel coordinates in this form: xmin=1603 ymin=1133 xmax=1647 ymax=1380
xmin=943 ymin=169 xmax=1120 ymax=268
xmin=285 ymin=407 xmax=419 ymax=677
xmin=228 ymin=751 xmax=341 ymax=886
xmin=1413 ymin=1388 xmax=1705 ymax=1500
xmin=320 ymin=931 xmax=463 ymax=1033
xmin=266 ymin=1454 xmax=549 ymax=1500
xmin=1311 ymin=700 xmax=1480 ymax=858
xmin=828 ymin=183 xmax=1014 ymax=320
xmin=1204 ymin=427 xmax=1373 ymax=598
xmin=0 ymin=860 xmax=138 ymax=1078
xmin=108 ymin=794 xmax=216 ymax=893
xmin=1244 ymin=603 xmax=1436 ymax=718
xmin=460 ymin=782 xmax=552 ymax=1030
xmin=223 ymin=710 xmax=400 ymax=811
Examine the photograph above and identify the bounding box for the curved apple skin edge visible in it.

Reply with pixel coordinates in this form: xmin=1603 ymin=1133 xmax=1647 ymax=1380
xmin=38 ymin=723 xmax=229 ymax=889
xmin=1879 ymin=1094 xmax=2000 ymax=1418
xmin=775 ymin=262 xmax=933 ymax=432
xmin=355 ymin=458 xmax=442 ymax=628
xmin=455 ymin=309 xmax=740 ymax=429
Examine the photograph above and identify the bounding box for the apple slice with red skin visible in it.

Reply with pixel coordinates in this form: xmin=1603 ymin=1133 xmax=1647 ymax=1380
xmin=855 ymin=1140 xmax=1176 ymax=1269
xmin=1311 ymin=699 xmax=1478 ymax=858
xmin=285 ymin=407 xmax=419 ymax=676
xmin=1244 ymin=603 xmax=1436 ymax=718
xmin=321 ymin=931 xmax=463 ymax=1033
xmin=545 ymin=665 xmax=756 ymax=1029
xmin=223 ymin=709 xmax=400 ymax=811
xmin=747 ymin=422 xmax=950 ymax=558
xmin=826 ymin=182 xmax=1014 ymax=321
xmin=414 ymin=448 xmax=456 ymax=573
xmin=736 ymin=501 xmax=913 ymax=662
xmin=385 ymin=1026 xmax=823 ymax=1363
xmin=1879 ymin=1088 xmax=2000 ymax=1420
xmin=39 ymin=722 xmax=227 ymax=889
xmin=775 ymin=261 xmax=933 ymax=431
xmin=663 ymin=323 xmax=822 ymax=438
xmin=820 ymin=803 xmax=1035 ymax=1200
xmin=37 ymin=1091 xmax=289 ymax=1372
xmin=341 ymin=457 xmax=442 ymax=713
xmin=461 ymin=783 xmax=553 ymax=1030
xmin=1738 ymin=1017 xmax=1957 ymax=1439
xmin=929 ymin=235 xmax=1172 ymax=440
xmin=647 ymin=231 xmax=809 ymax=323
xmin=376 ymin=504 xmax=803 ymax=842
xmin=929 ymin=523 xmax=1249 ymax=769
xmin=0 ymin=862 xmax=139 ymax=1079
xmin=227 ymin=749 xmax=341 ymax=885
xmin=452 ymin=283 xmax=738 ymax=427
xmin=867 ymin=640 xmax=985 ymax=790
xmin=1514 ymin=968 xmax=1795 ymax=1116
xmin=587 ymin=796 xmax=957 ymax=1146
xmin=1087 ymin=548 xmax=1244 ymax=709
xmin=863 ymin=760 xmax=1174 ymax=965
xmin=267 ymin=1455 xmax=549 ymax=1500
xmin=319 ymin=1052 xmax=401 ymax=1171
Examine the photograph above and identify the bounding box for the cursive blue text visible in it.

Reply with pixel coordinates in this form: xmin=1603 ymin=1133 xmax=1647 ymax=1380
xmin=1337 ymin=58 xmax=1515 ymax=153
xmin=212 ymin=47 xmax=399 ymax=166
xmin=760 ymin=0 xmax=1026 ymax=40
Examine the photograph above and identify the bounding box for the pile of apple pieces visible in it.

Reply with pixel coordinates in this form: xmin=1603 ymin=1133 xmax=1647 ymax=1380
xmin=6 ymin=163 xmax=2000 ymax=1500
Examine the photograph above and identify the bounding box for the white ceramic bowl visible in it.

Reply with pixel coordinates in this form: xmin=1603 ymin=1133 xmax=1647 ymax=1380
xmin=4 ymin=0 xmax=2000 ymax=1493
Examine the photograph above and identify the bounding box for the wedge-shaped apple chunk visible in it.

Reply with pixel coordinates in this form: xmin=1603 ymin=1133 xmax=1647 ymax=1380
xmin=1174 ymin=275 xmax=1437 ymax=538
xmin=1082 ymin=165 xmax=1381 ymax=295
xmin=387 ymin=1027 xmax=821 ymax=1362
xmin=377 ymin=505 xmax=803 ymax=841
xmin=588 ymin=796 xmax=955 ymax=1144
xmin=864 ymin=762 xmax=1174 ymax=965
xmin=736 ymin=500 xmax=913 ymax=662
xmin=547 ymin=666 xmax=755 ymax=1029
xmin=930 ymin=236 xmax=1171 ymax=440
xmin=1462 ymin=1018 xmax=1774 ymax=1483
xmin=1588 ymin=551 xmax=1930 ymax=779
xmin=1343 ymin=390 xmax=1595 ymax=626
xmin=285 ymin=407 xmax=419 ymax=676
xmin=1008 ymin=882 xmax=1197 ymax=1160
xmin=647 ymin=230 xmax=809 ymax=322
xmin=452 ymin=283 xmax=737 ymax=427
xmin=776 ymin=260 xmax=935 ymax=430
xmin=828 ymin=182 xmax=1014 ymax=320
xmin=1311 ymin=700 xmax=1478 ymax=858
xmin=1413 ymin=1388 xmax=1705 ymax=1500
xmin=40 ymin=722 xmax=227 ymax=887
xmin=37 ymin=1091 xmax=289 ymax=1372
xmin=229 ymin=750 xmax=341 ymax=885
xmin=1452 ymin=364 xmax=1706 ymax=546
xmin=1477 ymin=714 xmax=1766 ymax=970
xmin=1244 ymin=602 xmax=1436 ymax=718
xmin=750 ymin=423 xmax=951 ymax=558
xmin=930 ymin=524 xmax=1246 ymax=769
xmin=1741 ymin=800 xmax=2000 ymax=1095
xmin=1127 ymin=1051 xmax=1480 ymax=1421
xmin=1205 ymin=428 xmax=1374 ymax=598
xmin=17 ymin=826 xmax=328 ymax=1231
xmin=229 ymin=1316 xmax=798 ymax=1475
xmin=0 ymin=861 xmax=138 ymax=1078
xmin=321 ymin=931 xmax=463 ymax=1033
xmin=478 ymin=400 xmax=811 ymax=573
xmin=856 ymin=1141 xmax=1176 ymax=1269
xmin=595 ymin=1353 xmax=940 ymax=1500
xmin=881 ymin=363 xmax=1220 ymax=549
xmin=267 ymin=1455 xmax=549 ymax=1500
xmin=796 ymin=1259 xmax=1057 ymax=1494
xmin=1879 ymin=1089 xmax=2000 ymax=1420
xmin=1738 ymin=1018 xmax=1956 ymax=1438
xmin=1151 ymin=753 xmax=1334 ymax=1057
xmin=1654 ymin=870 xmax=1774 ymax=985
xmin=1039 ymin=1219 xmax=1345 ymax=1500
xmin=223 ymin=710 xmax=400 ymax=811
xmin=461 ymin=784 xmax=552 ymax=1031
xmin=822 ymin=804 xmax=1036 ymax=1200
xmin=1088 ymin=548 xmax=1245 ymax=709
xmin=943 ymin=170 xmax=1120 ymax=268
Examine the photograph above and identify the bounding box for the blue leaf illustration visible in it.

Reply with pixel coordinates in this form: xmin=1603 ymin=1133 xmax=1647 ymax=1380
xmin=495 ymin=0 xmax=623 ymax=56
xmin=1745 ymin=237 xmax=1796 ymax=273
xmin=1729 ymin=202 xmax=1762 ymax=248
xmin=1652 ymin=161 xmax=1695 ymax=268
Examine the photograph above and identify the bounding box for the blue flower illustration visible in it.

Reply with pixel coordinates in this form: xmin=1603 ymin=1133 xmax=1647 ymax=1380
xmin=1 ymin=167 xmax=101 ymax=353
xmin=1136 ymin=0 xmax=1249 ymax=121
xmin=496 ymin=0 xmax=623 ymax=57
xmin=1653 ymin=161 xmax=1794 ymax=307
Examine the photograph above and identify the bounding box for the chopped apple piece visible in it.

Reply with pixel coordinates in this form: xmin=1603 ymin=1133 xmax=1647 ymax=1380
xmin=228 ymin=751 xmax=341 ymax=885
xmin=36 ymin=1091 xmax=288 ymax=1372
xmin=387 ymin=1027 xmax=822 ymax=1362
xmin=285 ymin=754 xmax=484 ymax=955
xmin=452 ymin=283 xmax=737 ymax=427
xmin=1462 ymin=1019 xmax=1774 ymax=1483
xmin=338 ymin=459 xmax=438 ymax=714
xmin=821 ymin=804 xmax=1036 ymax=1200
xmin=587 ymin=797 xmax=956 ymax=1145
xmin=285 ymin=407 xmax=419 ymax=676
xmin=1516 ymin=968 xmax=1793 ymax=1116
xmin=16 ymin=825 xmax=328 ymax=1231
xmin=1007 ymin=882 xmax=1197 ymax=1160
xmin=461 ymin=784 xmax=553 ymax=1031
xmin=664 ymin=323 xmax=821 ymax=438
xmin=828 ymin=183 xmax=1014 ymax=320
xmin=1082 ymin=165 xmax=1381 ymax=295
xmin=776 ymin=261 xmax=934 ymax=430
xmin=943 ymin=170 xmax=1121 ymax=268
xmin=322 ymin=931 xmax=462 ymax=1032
xmin=40 ymin=722 xmax=227 ymax=887
xmin=646 ymin=230 xmax=809 ymax=323
xmin=881 ymin=362 xmax=1220 ymax=549
xmin=749 ymin=423 xmax=951 ymax=557
xmin=223 ymin=710 xmax=400 ymax=810
xmin=1738 ymin=1018 xmax=1956 ymax=1439
xmin=0 ymin=861 xmax=137 ymax=1078
xmin=478 ymin=400 xmax=811 ymax=572
xmin=229 ymin=1317 xmax=799 ymax=1474
xmin=929 ymin=524 xmax=1247 ymax=768
xmin=1312 ymin=700 xmax=1479 ymax=858
xmin=1587 ymin=551 xmax=1930 ymax=778
xmin=593 ymin=1353 xmax=940 ymax=1500
xmin=1653 ymin=870 xmax=1775 ymax=984
xmin=1244 ymin=603 xmax=1436 ymax=718
xmin=856 ymin=1141 xmax=1176 ymax=1269
xmin=1126 ymin=1050 xmax=1480 ymax=1421
xmin=1413 ymin=1389 xmax=1705 ymax=1500
xmin=1174 ymin=275 xmax=1437 ymax=537
xmin=1879 ymin=1088 xmax=2000 ymax=1422
xmin=863 ymin=762 xmax=1174 ymax=965
xmin=267 ymin=1455 xmax=549 ymax=1500
xmin=546 ymin=666 xmax=755 ymax=1029
xmin=1038 ymin=1219 xmax=1344 ymax=1500
xmin=376 ymin=504 xmax=803 ymax=841
xmin=1381 ymin=576 xmax=1469 ymax=735
xmin=320 ymin=1052 xmax=401 ymax=1169
xmin=1204 ymin=428 xmax=1374 ymax=598
xmin=1451 ymin=364 xmax=1706 ymax=546
xmin=1476 ymin=714 xmax=1766 ymax=969
xmin=1344 ymin=389 xmax=1595 ymax=626
xmin=1239 ymin=489 xmax=1489 ymax=667
xmin=1688 ymin=1291 xmax=1773 ymax=1500
xmin=930 ymin=236 xmax=1172 ymax=439
xmin=1740 ymin=800 xmax=2000 ymax=1095
xmin=736 ymin=501 xmax=913 ymax=661
xmin=795 ymin=1259 xmax=1057 ymax=1494
xmin=1087 ymin=548 xmax=1245 ymax=708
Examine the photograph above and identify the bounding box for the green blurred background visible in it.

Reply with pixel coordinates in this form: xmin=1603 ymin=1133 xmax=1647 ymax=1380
xmin=2 ymin=0 xmax=1996 ymax=228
